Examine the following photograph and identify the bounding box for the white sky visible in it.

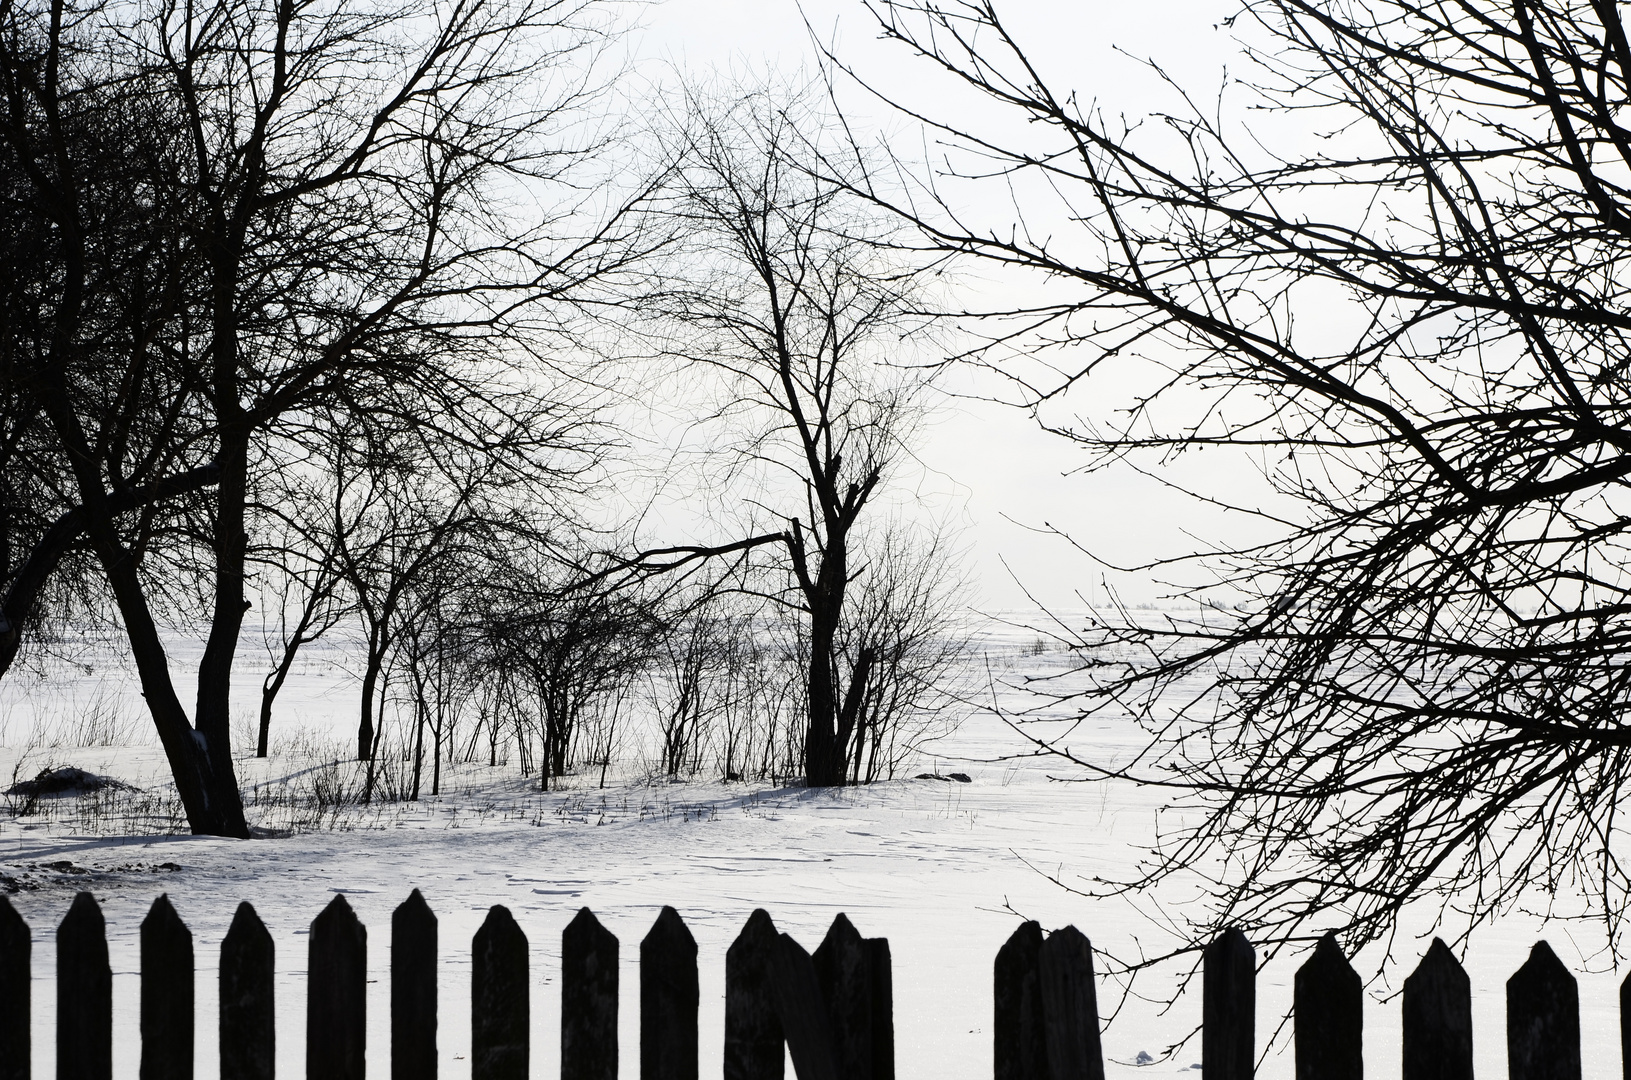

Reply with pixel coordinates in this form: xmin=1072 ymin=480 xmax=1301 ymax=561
xmin=628 ymin=0 xmax=1250 ymax=611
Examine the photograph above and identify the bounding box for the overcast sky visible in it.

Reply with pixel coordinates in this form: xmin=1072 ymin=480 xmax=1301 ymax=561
xmin=629 ymin=0 xmax=1245 ymax=612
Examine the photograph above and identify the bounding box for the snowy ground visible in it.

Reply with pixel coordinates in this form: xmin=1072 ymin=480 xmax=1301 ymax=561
xmin=0 ymin=617 xmax=1623 ymax=1078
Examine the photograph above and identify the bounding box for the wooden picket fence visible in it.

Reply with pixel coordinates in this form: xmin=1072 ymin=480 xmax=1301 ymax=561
xmin=0 ymin=890 xmax=1604 ymax=1079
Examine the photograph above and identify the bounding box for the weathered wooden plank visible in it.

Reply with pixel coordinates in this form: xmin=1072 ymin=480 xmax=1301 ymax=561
xmin=1202 ymin=928 xmax=1254 ymax=1080
xmin=220 ymin=902 xmax=274 ymax=1080
xmin=140 ymin=894 xmax=193 ymax=1080
xmin=1039 ymin=925 xmax=1104 ymax=1080
xmin=0 ymin=895 xmax=30 ymax=1080
xmin=641 ymin=906 xmax=698 ymax=1080
xmin=865 ymin=938 xmax=894 ymax=1080
xmin=993 ymin=921 xmax=1047 ymax=1080
xmin=813 ymin=914 xmax=872 ymax=1080
xmin=1402 ymin=938 xmax=1472 ymax=1080
xmin=771 ymin=932 xmax=837 ymax=1080
xmin=472 ymin=905 xmax=527 ymax=1080
xmin=57 ymin=892 xmax=110 ymax=1080
xmin=1294 ymin=932 xmax=1361 ymax=1080
xmin=563 ymin=907 xmax=618 ymax=1080
xmin=1508 ymin=940 xmax=1579 ymax=1080
xmin=392 ymin=889 xmax=437 ymax=1080
xmin=724 ymin=909 xmax=784 ymax=1080
xmin=308 ymin=894 xmax=367 ymax=1080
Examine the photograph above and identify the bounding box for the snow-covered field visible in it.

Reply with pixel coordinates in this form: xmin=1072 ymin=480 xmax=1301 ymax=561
xmin=0 ymin=617 xmax=1621 ymax=1078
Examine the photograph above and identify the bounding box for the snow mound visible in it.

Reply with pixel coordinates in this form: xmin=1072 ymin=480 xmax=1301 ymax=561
xmin=6 ymin=766 xmax=131 ymax=797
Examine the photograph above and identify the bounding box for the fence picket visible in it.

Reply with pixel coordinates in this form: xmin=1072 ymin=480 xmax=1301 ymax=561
xmin=392 ymin=890 xmax=437 ymax=1080
xmin=472 ymin=905 xmax=527 ymax=1080
xmin=1402 ymin=938 xmax=1472 ymax=1080
xmin=640 ymin=906 xmax=697 ymax=1080
xmin=814 ymin=914 xmax=873 ymax=1080
xmin=1203 ymin=929 xmax=1255 ymax=1080
xmin=220 ymin=902 xmax=274 ymax=1080
xmin=865 ymin=938 xmax=895 ymax=1080
xmin=993 ymin=921 xmax=1047 ymax=1080
xmin=770 ymin=932 xmax=838 ymax=1080
xmin=57 ymin=892 xmax=110 ymax=1080
xmin=0 ymin=896 xmax=29 ymax=1080
xmin=1294 ymin=932 xmax=1361 ymax=1080
xmin=308 ymin=895 xmax=366 ymax=1080
xmin=562 ymin=908 xmax=618 ymax=1080
xmin=1039 ymin=925 xmax=1104 ymax=1080
xmin=1621 ymin=969 xmax=1631 ymax=1080
xmin=1508 ymin=940 xmax=1580 ymax=1080
xmin=140 ymin=895 xmax=192 ymax=1080
xmin=724 ymin=909 xmax=783 ymax=1080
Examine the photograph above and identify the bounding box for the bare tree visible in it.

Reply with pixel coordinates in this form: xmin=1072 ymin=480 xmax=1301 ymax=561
xmin=252 ymin=510 xmax=347 ymax=759
xmin=335 ymin=398 xmax=588 ymax=767
xmin=644 ymin=82 xmax=953 ymax=787
xmin=396 ymin=556 xmax=484 ymax=800
xmin=837 ymin=520 xmax=971 ymax=783
xmin=477 ymin=556 xmax=659 ymax=787
xmin=1 ymin=0 xmax=645 ymax=834
xmin=249 ymin=430 xmax=363 ymax=757
xmin=649 ymin=602 xmax=730 ymax=779
xmin=845 ymin=0 xmax=1631 ymax=957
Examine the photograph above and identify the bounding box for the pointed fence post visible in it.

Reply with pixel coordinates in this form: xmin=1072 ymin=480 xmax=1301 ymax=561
xmin=724 ymin=909 xmax=783 ymax=1080
xmin=58 ymin=892 xmax=110 ymax=1080
xmin=308 ymin=894 xmax=367 ymax=1080
xmin=1295 ymin=932 xmax=1361 ymax=1080
xmin=811 ymin=915 xmax=896 ymax=1080
xmin=771 ymin=932 xmax=837 ymax=1080
xmin=563 ymin=908 xmax=618 ymax=1080
xmin=141 ymin=894 xmax=193 ymax=1080
xmin=393 ymin=890 xmax=437 ymax=1080
xmin=994 ymin=921 xmax=1047 ymax=1080
xmin=866 ymin=938 xmax=894 ymax=1080
xmin=472 ymin=905 xmax=527 ymax=1080
xmin=641 ymin=907 xmax=697 ymax=1080
xmin=1508 ymin=940 xmax=1580 ymax=1080
xmin=1402 ymin=938 xmax=1472 ymax=1080
xmin=1621 ymin=969 xmax=1631 ymax=1080
xmin=1203 ymin=929 xmax=1254 ymax=1080
xmin=814 ymin=914 xmax=873 ymax=1080
xmin=1039 ymin=925 xmax=1104 ymax=1080
xmin=220 ymin=902 xmax=274 ymax=1080
xmin=0 ymin=895 xmax=29 ymax=1080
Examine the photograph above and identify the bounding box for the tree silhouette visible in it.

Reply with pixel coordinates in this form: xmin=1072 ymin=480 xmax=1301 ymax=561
xmin=849 ymin=0 xmax=1631 ymax=955
xmin=0 ymin=0 xmax=648 ymax=834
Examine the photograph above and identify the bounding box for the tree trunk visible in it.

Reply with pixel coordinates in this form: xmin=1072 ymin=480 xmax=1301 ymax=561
xmin=362 ymin=671 xmax=389 ymax=804
xmin=358 ymin=636 xmax=386 ymax=761
xmin=192 ymin=432 xmax=253 ymax=837
xmin=258 ymin=635 xmax=302 ymax=759
xmin=833 ymin=646 xmax=876 ymax=779
xmin=93 ymin=535 xmax=249 ymax=835
xmin=257 ymin=677 xmax=281 ymax=759
xmin=36 ymin=382 xmax=247 ymax=836
xmin=802 ymin=529 xmax=851 ymax=787
xmin=804 ymin=606 xmax=843 ymax=786
xmin=410 ymin=689 xmax=425 ymax=802
xmin=432 ymin=709 xmax=443 ymax=797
